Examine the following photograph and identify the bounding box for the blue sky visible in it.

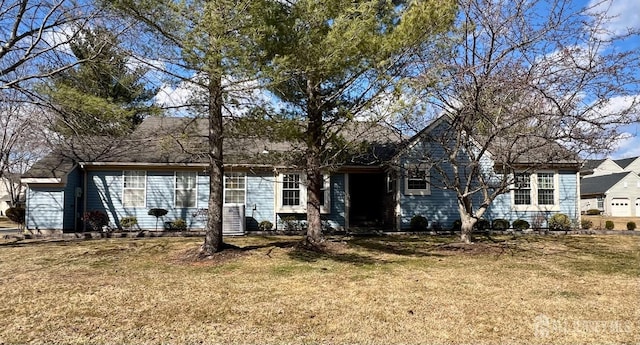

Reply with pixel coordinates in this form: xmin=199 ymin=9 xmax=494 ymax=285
xmin=585 ymin=0 xmax=640 ymax=159
xmin=151 ymin=0 xmax=640 ymax=159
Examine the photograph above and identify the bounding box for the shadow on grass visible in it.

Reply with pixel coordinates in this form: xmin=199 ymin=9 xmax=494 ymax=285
xmin=286 ymin=245 xmax=386 ymax=266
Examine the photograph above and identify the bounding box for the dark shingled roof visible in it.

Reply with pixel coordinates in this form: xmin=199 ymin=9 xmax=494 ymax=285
xmin=614 ymin=157 xmax=638 ymax=169
xmin=582 ymin=159 xmax=606 ymax=171
xmin=24 ymin=116 xmax=404 ymax=179
xmin=580 ymin=172 xmax=633 ymax=195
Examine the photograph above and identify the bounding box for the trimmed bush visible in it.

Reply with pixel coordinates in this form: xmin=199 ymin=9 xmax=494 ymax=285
xmin=148 ymin=208 xmax=168 ymax=231
xmin=586 ymin=209 xmax=601 ymax=215
xmin=548 ymin=213 xmax=572 ymax=231
xmin=410 ymin=215 xmax=428 ymax=231
xmin=165 ymin=218 xmax=187 ymax=231
xmin=605 ymin=220 xmax=614 ymax=230
xmin=475 ymin=219 xmax=490 ymax=231
xmin=627 ymin=221 xmax=636 ymax=231
xmin=83 ymin=210 xmax=109 ymax=231
xmin=451 ymin=219 xmax=462 ymax=231
xmin=512 ymin=219 xmax=530 ymax=230
xmin=120 ymin=216 xmax=138 ymax=231
xmin=581 ymin=219 xmax=593 ymax=230
xmin=491 ymin=219 xmax=510 ymax=230
xmin=259 ymin=220 xmax=273 ymax=231
xmin=5 ymin=207 xmax=25 ymax=225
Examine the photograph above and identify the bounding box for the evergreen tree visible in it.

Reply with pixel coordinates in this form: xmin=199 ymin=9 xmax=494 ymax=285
xmin=44 ymin=26 xmax=157 ymax=137
xmin=255 ymin=0 xmax=457 ymax=245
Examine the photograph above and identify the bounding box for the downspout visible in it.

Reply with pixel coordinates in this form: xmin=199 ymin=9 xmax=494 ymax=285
xmin=576 ymin=170 xmax=581 ymax=226
xmin=81 ymin=164 xmax=88 ymax=232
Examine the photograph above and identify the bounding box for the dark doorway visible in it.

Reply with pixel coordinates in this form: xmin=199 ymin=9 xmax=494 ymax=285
xmin=349 ymin=173 xmax=386 ymax=228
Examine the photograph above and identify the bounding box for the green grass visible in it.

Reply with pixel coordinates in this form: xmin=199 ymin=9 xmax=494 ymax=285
xmin=0 ymin=235 xmax=638 ymax=344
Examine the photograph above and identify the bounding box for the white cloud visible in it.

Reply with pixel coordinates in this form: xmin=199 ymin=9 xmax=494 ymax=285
xmin=610 ymin=130 xmax=640 ymax=159
xmin=587 ymin=0 xmax=640 ymax=38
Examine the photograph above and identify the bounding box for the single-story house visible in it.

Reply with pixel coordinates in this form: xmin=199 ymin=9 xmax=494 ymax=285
xmin=580 ymin=171 xmax=640 ymax=216
xmin=22 ymin=116 xmax=581 ymax=234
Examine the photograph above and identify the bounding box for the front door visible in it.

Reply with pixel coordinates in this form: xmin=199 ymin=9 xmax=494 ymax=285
xmin=348 ymin=173 xmax=386 ymax=228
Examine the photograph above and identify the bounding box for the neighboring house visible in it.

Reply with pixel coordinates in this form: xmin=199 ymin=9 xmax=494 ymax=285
xmin=22 ymin=116 xmax=581 ymax=233
xmin=580 ymin=172 xmax=640 ymax=216
xmin=581 ymin=158 xmax=624 ymax=177
xmin=0 ymin=174 xmax=24 ymax=217
xmin=580 ymin=156 xmax=640 ymax=216
xmin=581 ymin=156 xmax=640 ymax=177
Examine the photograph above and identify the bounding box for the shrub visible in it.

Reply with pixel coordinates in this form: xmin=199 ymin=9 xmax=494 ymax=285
xmin=492 ymin=219 xmax=510 ymax=230
xmin=258 ymin=220 xmax=273 ymax=231
xmin=512 ymin=219 xmax=530 ymax=230
xmin=120 ymin=216 xmax=138 ymax=231
xmin=431 ymin=222 xmax=443 ymax=231
xmin=474 ymin=219 xmax=490 ymax=231
xmin=586 ymin=209 xmax=601 ymax=215
xmin=5 ymin=207 xmax=25 ymax=225
xmin=605 ymin=220 xmax=614 ymax=230
xmin=83 ymin=210 xmax=109 ymax=231
xmin=581 ymin=219 xmax=593 ymax=230
xmin=627 ymin=221 xmax=636 ymax=231
xmin=451 ymin=219 xmax=462 ymax=231
xmin=148 ymin=208 xmax=168 ymax=231
xmin=165 ymin=218 xmax=187 ymax=231
xmin=410 ymin=215 xmax=428 ymax=231
xmin=548 ymin=213 xmax=572 ymax=231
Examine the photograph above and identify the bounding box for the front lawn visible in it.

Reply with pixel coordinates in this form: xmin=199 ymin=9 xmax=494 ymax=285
xmin=0 ymin=235 xmax=637 ymax=344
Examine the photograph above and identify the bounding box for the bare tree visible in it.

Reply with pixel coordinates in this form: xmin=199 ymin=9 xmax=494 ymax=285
xmin=0 ymin=0 xmax=99 ymax=93
xmin=0 ymin=90 xmax=49 ymax=206
xmin=407 ymin=0 xmax=640 ymax=243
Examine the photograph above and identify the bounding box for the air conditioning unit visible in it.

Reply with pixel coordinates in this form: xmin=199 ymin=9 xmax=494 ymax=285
xmin=222 ymin=205 xmax=246 ymax=235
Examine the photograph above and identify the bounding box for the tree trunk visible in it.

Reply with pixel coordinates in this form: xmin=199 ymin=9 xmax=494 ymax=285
xmin=458 ymin=197 xmax=477 ymax=244
xmin=201 ymin=74 xmax=224 ymax=256
xmin=305 ymin=78 xmax=323 ymax=245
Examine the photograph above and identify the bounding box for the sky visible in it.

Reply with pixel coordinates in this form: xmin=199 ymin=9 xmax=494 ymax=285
xmin=586 ymin=0 xmax=640 ymax=159
xmin=150 ymin=0 xmax=640 ymax=159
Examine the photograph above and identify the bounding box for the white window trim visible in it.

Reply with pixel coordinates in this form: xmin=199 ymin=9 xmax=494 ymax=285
xmin=275 ymin=172 xmax=330 ymax=214
xmin=511 ymin=170 xmax=560 ymax=211
xmin=223 ymin=172 xmax=246 ymax=206
xmin=404 ymin=164 xmax=431 ymax=196
xmin=174 ymin=171 xmax=198 ymax=208
xmin=123 ymin=170 xmax=146 ymax=208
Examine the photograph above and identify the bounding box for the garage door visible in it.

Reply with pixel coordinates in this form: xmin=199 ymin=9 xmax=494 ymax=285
xmin=611 ymin=198 xmax=631 ymax=217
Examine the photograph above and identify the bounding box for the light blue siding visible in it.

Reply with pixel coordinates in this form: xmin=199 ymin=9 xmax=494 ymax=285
xmin=327 ymin=173 xmax=346 ymax=229
xmin=398 ymin=119 xmax=580 ymax=229
xmin=26 ymin=187 xmax=64 ymax=230
xmin=86 ymin=170 xmax=207 ymax=230
xmin=26 ymin=166 xmax=81 ymax=232
xmin=246 ymin=173 xmax=275 ymax=230
xmin=486 ymin=171 xmax=579 ymax=225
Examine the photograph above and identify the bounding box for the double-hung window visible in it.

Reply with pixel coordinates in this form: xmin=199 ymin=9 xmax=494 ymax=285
xmin=404 ymin=164 xmax=430 ymax=195
xmin=282 ymin=173 xmax=301 ymax=206
xmin=224 ymin=172 xmax=246 ymax=205
xmin=277 ymin=173 xmax=330 ymax=213
xmin=123 ymin=170 xmax=146 ymax=208
xmin=513 ymin=173 xmax=531 ymax=205
xmin=175 ymin=171 xmax=197 ymax=208
xmin=512 ymin=171 xmax=558 ymax=210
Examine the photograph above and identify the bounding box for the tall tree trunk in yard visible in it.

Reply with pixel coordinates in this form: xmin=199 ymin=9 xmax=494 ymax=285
xmin=202 ymin=73 xmax=224 ymax=256
xmin=305 ymin=79 xmax=323 ymax=245
xmin=458 ymin=196 xmax=477 ymax=244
